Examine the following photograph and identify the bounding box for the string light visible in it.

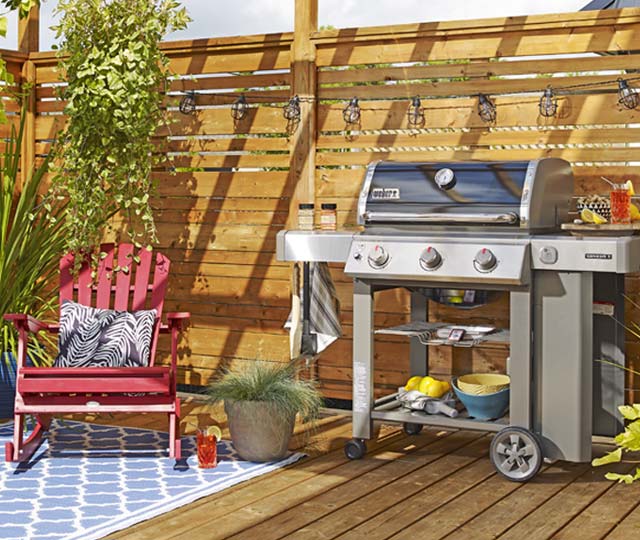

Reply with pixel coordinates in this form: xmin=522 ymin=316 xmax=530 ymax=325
xmin=342 ymin=97 xmax=361 ymax=125
xmin=179 ymin=91 xmax=196 ymax=115
xmin=617 ymin=78 xmax=639 ymax=110
xmin=407 ymin=96 xmax=425 ymax=128
xmin=231 ymin=94 xmax=248 ymax=120
xmin=283 ymin=95 xmax=301 ymax=122
xmin=538 ymin=86 xmax=558 ymax=118
xmin=178 ymin=74 xmax=640 ymax=129
xmin=477 ymin=93 xmax=496 ymax=123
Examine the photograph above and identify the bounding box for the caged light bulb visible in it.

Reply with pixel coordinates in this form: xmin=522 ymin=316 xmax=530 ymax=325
xmin=342 ymin=97 xmax=361 ymax=126
xmin=179 ymin=90 xmax=196 ymax=115
xmin=539 ymin=86 xmax=558 ymax=118
xmin=231 ymin=94 xmax=248 ymax=121
xmin=407 ymin=96 xmax=425 ymax=128
xmin=617 ymin=78 xmax=639 ymax=110
xmin=477 ymin=93 xmax=496 ymax=123
xmin=283 ymin=95 xmax=301 ymax=122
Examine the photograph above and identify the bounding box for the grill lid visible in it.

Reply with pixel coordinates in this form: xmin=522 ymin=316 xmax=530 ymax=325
xmin=357 ymin=159 xmax=573 ymax=230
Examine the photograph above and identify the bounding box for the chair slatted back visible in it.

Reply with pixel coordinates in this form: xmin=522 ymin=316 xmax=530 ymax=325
xmin=59 ymin=243 xmax=171 ymax=366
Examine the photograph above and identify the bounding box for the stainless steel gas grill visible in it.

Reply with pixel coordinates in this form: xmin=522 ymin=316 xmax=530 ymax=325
xmin=277 ymin=158 xmax=640 ymax=482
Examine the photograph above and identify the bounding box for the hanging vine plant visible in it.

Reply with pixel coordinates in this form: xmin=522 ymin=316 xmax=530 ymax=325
xmin=51 ymin=0 xmax=190 ymax=273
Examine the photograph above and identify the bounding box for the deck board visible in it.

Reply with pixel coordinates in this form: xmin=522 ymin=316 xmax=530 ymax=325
xmin=277 ymin=430 xmax=485 ymax=540
xmin=58 ymin=398 xmax=639 ymax=540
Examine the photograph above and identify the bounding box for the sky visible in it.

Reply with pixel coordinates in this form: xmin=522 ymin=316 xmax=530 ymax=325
xmin=0 ymin=0 xmax=591 ymax=51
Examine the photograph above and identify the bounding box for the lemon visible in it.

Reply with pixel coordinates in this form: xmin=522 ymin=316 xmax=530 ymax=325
xmin=205 ymin=425 xmax=222 ymax=440
xmin=631 ymin=203 xmax=640 ymax=222
xmin=626 ymin=180 xmax=636 ymax=196
xmin=418 ymin=376 xmax=436 ymax=394
xmin=404 ymin=375 xmax=423 ymax=391
xmin=423 ymin=380 xmax=451 ymax=399
xmin=580 ymin=208 xmax=607 ymax=224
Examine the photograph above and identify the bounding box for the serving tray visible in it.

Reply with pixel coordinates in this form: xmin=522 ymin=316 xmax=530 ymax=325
xmin=561 ymin=222 xmax=640 ymax=236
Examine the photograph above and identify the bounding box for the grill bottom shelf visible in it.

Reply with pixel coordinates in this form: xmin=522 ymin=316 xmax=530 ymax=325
xmin=372 ymin=402 xmax=509 ymax=433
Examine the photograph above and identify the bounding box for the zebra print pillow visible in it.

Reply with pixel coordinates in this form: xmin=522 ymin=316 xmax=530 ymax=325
xmin=54 ymin=300 xmax=157 ymax=368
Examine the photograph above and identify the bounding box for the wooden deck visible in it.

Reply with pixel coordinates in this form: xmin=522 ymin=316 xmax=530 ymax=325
xmin=63 ymin=396 xmax=640 ymax=540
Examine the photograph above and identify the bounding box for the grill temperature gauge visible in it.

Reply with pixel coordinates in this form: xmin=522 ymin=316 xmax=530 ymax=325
xmin=368 ymin=245 xmax=390 ymax=268
xmin=474 ymin=248 xmax=497 ymax=272
xmin=419 ymin=247 xmax=442 ymax=270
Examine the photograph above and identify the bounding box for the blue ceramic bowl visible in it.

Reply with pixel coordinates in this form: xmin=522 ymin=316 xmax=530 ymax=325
xmin=452 ymin=377 xmax=509 ymax=420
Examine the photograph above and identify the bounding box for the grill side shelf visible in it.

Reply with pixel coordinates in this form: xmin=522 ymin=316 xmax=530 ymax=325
xmin=374 ymin=321 xmax=509 ymax=347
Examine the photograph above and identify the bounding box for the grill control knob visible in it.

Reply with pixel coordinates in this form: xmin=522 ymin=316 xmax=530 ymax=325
xmin=474 ymin=248 xmax=497 ymax=272
xmin=419 ymin=247 xmax=442 ymax=270
xmin=368 ymin=245 xmax=389 ymax=268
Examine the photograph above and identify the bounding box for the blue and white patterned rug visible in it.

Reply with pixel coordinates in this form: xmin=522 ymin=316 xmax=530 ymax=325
xmin=0 ymin=419 xmax=305 ymax=540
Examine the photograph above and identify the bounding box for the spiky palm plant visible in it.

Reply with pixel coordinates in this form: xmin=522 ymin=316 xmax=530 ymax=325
xmin=0 ymin=104 xmax=67 ymax=367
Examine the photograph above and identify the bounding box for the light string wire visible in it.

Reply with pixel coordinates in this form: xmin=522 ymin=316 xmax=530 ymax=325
xmin=176 ymin=75 xmax=640 ymax=111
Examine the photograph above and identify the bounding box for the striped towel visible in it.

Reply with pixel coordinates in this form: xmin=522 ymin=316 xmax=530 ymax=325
xmin=285 ymin=262 xmax=342 ymax=358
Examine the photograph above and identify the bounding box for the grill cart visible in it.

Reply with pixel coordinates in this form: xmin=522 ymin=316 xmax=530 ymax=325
xmin=277 ymin=159 xmax=640 ymax=481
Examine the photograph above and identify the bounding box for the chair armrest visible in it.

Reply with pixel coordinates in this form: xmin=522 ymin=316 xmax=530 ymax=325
xmin=3 ymin=314 xmax=58 ymax=334
xmin=160 ymin=312 xmax=190 ymax=333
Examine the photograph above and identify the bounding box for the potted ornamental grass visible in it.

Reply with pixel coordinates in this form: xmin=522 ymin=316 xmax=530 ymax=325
xmin=207 ymin=361 xmax=322 ymax=462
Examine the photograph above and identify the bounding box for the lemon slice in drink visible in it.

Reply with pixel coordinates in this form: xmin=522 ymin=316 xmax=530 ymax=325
xmin=580 ymin=208 xmax=607 ymax=224
xmin=626 ymin=180 xmax=635 ymax=196
xmin=206 ymin=425 xmax=222 ymax=440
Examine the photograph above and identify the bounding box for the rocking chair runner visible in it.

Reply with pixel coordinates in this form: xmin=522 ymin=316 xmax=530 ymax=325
xmin=4 ymin=243 xmax=189 ymax=462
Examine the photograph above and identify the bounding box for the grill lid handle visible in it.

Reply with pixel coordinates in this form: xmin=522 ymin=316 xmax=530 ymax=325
xmin=364 ymin=211 xmax=519 ymax=224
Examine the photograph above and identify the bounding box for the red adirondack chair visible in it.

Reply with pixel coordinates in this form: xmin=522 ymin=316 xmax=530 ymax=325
xmin=4 ymin=243 xmax=189 ymax=462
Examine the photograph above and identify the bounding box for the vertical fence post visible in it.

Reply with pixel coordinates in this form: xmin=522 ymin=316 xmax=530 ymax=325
xmin=20 ymin=60 xmax=36 ymax=185
xmin=18 ymin=6 xmax=39 ymax=188
xmin=289 ymin=0 xmax=318 ymax=226
xmin=18 ymin=5 xmax=39 ymax=53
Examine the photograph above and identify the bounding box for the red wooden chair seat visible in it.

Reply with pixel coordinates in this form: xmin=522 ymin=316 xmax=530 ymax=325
xmin=4 ymin=243 xmax=189 ymax=463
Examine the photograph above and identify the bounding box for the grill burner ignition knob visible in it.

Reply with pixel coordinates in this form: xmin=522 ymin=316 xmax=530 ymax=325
xmin=368 ymin=245 xmax=389 ymax=268
xmin=474 ymin=248 xmax=497 ymax=272
xmin=419 ymin=247 xmax=442 ymax=270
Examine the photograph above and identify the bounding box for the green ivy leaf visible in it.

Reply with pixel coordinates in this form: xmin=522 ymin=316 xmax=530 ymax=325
xmin=605 ymin=468 xmax=640 ymax=484
xmin=619 ymin=404 xmax=640 ymax=421
xmin=592 ymin=447 xmax=622 ymax=467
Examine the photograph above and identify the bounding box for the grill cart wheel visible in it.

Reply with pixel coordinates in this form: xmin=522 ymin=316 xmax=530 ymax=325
xmin=403 ymin=422 xmax=423 ymax=436
xmin=490 ymin=426 xmax=542 ymax=482
xmin=344 ymin=438 xmax=367 ymax=460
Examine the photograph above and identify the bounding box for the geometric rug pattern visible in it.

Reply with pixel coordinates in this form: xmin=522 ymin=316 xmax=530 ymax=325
xmin=0 ymin=419 xmax=305 ymax=540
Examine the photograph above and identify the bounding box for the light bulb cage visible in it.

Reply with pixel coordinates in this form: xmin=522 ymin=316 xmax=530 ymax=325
xmin=231 ymin=94 xmax=248 ymax=121
xmin=343 ymin=97 xmax=361 ymax=125
xmin=617 ymin=78 xmax=639 ymax=110
xmin=179 ymin=90 xmax=197 ymax=115
xmin=283 ymin=95 xmax=301 ymax=122
xmin=478 ymin=93 xmax=496 ymax=123
xmin=407 ymin=96 xmax=425 ymax=127
xmin=539 ymin=86 xmax=558 ymax=118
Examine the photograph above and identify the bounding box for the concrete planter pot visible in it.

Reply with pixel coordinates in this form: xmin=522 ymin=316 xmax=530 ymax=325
xmin=224 ymin=399 xmax=296 ymax=462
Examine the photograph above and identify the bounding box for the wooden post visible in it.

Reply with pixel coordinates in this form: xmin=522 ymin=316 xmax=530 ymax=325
xmin=20 ymin=60 xmax=36 ymax=184
xmin=17 ymin=6 xmax=39 ymax=187
xmin=289 ymin=0 xmax=318 ymax=226
xmin=18 ymin=5 xmax=39 ymax=53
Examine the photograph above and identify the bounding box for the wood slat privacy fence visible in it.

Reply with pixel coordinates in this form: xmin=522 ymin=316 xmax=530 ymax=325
xmin=6 ymin=6 xmax=640 ymax=402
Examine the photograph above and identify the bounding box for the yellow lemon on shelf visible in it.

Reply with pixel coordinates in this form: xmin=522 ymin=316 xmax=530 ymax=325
xmin=631 ymin=203 xmax=640 ymax=222
xmin=423 ymin=380 xmax=451 ymax=399
xmin=404 ymin=375 xmax=423 ymax=391
xmin=580 ymin=208 xmax=607 ymax=224
xmin=626 ymin=180 xmax=636 ymax=196
xmin=418 ymin=376 xmax=436 ymax=394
